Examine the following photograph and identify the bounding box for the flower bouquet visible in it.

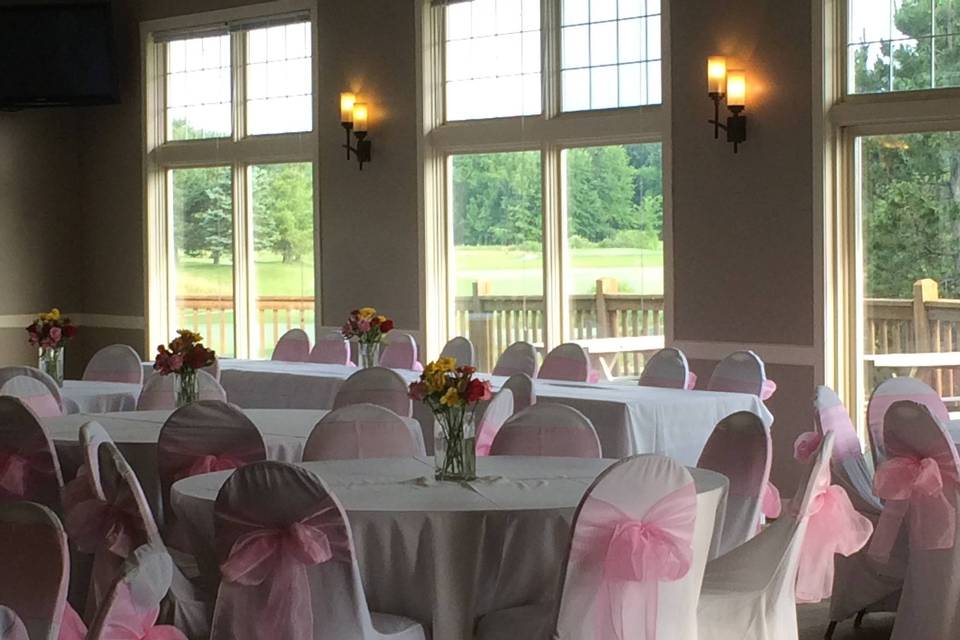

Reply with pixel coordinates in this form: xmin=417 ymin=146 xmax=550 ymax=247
xmin=409 ymin=357 xmax=492 ymax=481
xmin=341 ymin=307 xmax=394 ymax=368
xmin=154 ymin=330 xmax=217 ymax=407
xmin=26 ymin=308 xmax=77 ymax=386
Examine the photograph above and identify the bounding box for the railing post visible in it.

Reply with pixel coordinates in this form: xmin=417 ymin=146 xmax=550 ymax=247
xmin=913 ymin=278 xmax=939 ymax=352
xmin=594 ymin=278 xmax=618 ymax=338
xmin=469 ymin=281 xmax=495 ymax=371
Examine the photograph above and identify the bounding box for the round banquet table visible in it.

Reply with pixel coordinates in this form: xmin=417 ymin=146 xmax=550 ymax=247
xmin=60 ymin=380 xmax=141 ymax=414
xmin=42 ymin=409 xmax=423 ymax=517
xmin=171 ymin=456 xmax=728 ymax=640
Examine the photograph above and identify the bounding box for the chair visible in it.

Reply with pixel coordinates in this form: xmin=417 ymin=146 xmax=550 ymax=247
xmin=157 ymin=401 xmax=267 ymax=526
xmin=303 ymin=403 xmax=424 ymax=461
xmin=493 ymin=341 xmax=538 ymax=378
xmin=210 ymin=461 xmax=427 ymax=640
xmin=707 ymin=351 xmax=777 ymax=400
xmin=333 ymin=367 xmax=412 ymax=418
xmin=0 ymin=367 xmax=63 ymax=415
xmin=0 ymin=375 xmax=62 ymax=418
xmin=136 ymin=370 xmax=227 ymax=410
xmin=85 ymin=544 xmax=187 ymax=640
xmin=271 ymin=329 xmax=311 ymax=363
xmin=639 ymin=347 xmax=697 ymax=390
xmin=379 ymin=333 xmax=423 ymax=371
xmin=439 ymin=337 xmax=475 ymax=368
xmin=866 ymin=376 xmax=948 ymax=463
xmin=489 ymin=404 xmax=601 ymax=458
xmin=867 ymin=400 xmax=960 ymax=640
xmin=538 ymin=343 xmax=594 ymax=383
xmin=695 ymin=432 xmax=837 ymax=639
xmin=501 ymin=373 xmax=535 ymax=413
xmin=82 ymin=345 xmax=144 ymax=385
xmin=696 ymin=411 xmax=777 ymax=556
xmin=0 ymin=607 xmax=28 ymax=640
xmin=0 ymin=397 xmax=64 ymax=510
xmin=204 ymin=358 xmax=221 ymax=382
xmin=475 ymin=389 xmax=514 ymax=457
xmin=475 ymin=455 xmax=704 ymax=640
xmin=309 ymin=334 xmax=353 ymax=366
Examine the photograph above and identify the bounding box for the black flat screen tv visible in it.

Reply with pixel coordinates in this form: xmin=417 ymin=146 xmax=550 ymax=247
xmin=0 ymin=2 xmax=117 ymax=108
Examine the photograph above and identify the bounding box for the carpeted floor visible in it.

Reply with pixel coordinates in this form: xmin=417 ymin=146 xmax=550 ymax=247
xmin=798 ymin=603 xmax=894 ymax=640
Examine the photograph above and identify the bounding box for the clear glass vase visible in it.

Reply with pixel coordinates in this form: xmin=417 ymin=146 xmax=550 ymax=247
xmin=435 ymin=407 xmax=477 ymax=481
xmin=359 ymin=341 xmax=381 ymax=368
xmin=175 ymin=370 xmax=200 ymax=407
xmin=38 ymin=347 xmax=64 ymax=387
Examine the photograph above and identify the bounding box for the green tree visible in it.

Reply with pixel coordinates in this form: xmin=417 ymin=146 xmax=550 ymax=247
xmin=253 ymin=163 xmax=314 ymax=263
xmin=172 ymin=166 xmax=233 ymax=265
xmin=567 ymin=146 xmax=639 ymax=242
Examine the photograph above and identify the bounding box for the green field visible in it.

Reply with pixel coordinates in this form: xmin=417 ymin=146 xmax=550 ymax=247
xmin=175 ymin=254 xmax=315 ymax=297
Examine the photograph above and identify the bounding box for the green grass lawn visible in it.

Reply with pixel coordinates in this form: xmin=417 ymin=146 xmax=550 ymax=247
xmin=175 ymin=254 xmax=315 ymax=297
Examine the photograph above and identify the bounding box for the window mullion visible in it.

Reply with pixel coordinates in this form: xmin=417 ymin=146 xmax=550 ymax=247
xmin=542 ymin=143 xmax=565 ymax=351
xmin=231 ymin=30 xmax=253 ymax=358
xmin=543 ymin=0 xmax=561 ymax=119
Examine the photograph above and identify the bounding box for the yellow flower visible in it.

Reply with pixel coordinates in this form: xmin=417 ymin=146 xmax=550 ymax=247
xmin=435 ymin=357 xmax=457 ymax=372
xmin=375 ymin=315 xmax=387 ymax=324
xmin=358 ymin=307 xmax=376 ymax=319
xmin=48 ymin=308 xmax=61 ymax=320
xmin=440 ymin=387 xmax=461 ymax=407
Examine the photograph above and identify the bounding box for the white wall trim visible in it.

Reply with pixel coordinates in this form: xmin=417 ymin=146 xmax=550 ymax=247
xmin=673 ymin=340 xmax=817 ymax=367
xmin=0 ymin=314 xmax=145 ymax=330
xmin=0 ymin=315 xmax=37 ymax=329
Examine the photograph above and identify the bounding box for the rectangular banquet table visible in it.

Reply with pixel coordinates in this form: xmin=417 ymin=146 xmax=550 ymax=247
xmin=145 ymin=359 xmax=774 ymax=465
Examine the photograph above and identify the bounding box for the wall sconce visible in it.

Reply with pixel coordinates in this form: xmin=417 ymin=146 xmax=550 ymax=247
xmin=706 ymin=57 xmax=747 ymax=154
xmin=340 ymin=91 xmax=373 ymax=170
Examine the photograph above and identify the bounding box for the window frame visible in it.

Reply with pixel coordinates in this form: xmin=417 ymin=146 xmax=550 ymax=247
xmin=419 ymin=0 xmax=672 ymax=361
xmin=142 ymin=0 xmax=320 ymax=358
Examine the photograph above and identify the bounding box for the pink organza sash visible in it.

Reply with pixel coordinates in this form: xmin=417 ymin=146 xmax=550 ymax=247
xmin=0 ymin=449 xmax=53 ymax=499
xmin=64 ymin=490 xmax=144 ymax=556
xmin=869 ymin=456 xmax=957 ymax=560
xmin=59 ymin=602 xmax=88 ymax=640
xmin=761 ymin=481 xmax=782 ymax=519
xmin=760 ymin=379 xmax=777 ymax=401
xmin=572 ymin=484 xmax=697 ymax=639
xmin=685 ymin=372 xmax=697 ymax=391
xmin=99 ymin=580 xmax=187 ymax=640
xmin=175 ymin=454 xmax=245 ymax=482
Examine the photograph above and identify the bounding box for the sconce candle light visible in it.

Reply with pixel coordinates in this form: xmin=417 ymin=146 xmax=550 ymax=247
xmin=706 ymin=57 xmax=748 ymax=153
xmin=340 ymin=91 xmax=373 ymax=170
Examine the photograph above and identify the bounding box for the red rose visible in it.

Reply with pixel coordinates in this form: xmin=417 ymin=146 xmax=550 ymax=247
xmin=63 ymin=325 xmax=77 ymax=338
xmin=408 ymin=381 xmax=428 ymax=401
xmin=380 ymin=319 xmax=394 ymax=333
xmin=465 ymin=379 xmax=491 ymax=403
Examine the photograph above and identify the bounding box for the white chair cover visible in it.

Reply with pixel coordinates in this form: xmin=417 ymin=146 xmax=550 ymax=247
xmin=309 ymin=334 xmax=353 ymax=366
xmin=0 ymin=502 xmax=71 ymax=640
xmin=490 ymin=404 xmax=601 ymax=458
xmin=639 ymin=348 xmax=697 ymax=390
xmin=379 ymin=334 xmax=422 ymax=372
xmin=0 ymin=376 xmax=62 ymax=418
xmin=302 ymin=404 xmax=425 ymax=461
xmin=0 ymin=367 xmax=63 ymax=415
xmin=332 ymin=368 xmax=412 ymax=418
xmin=0 ymin=396 xmax=64 ymax=510
xmin=707 ymin=351 xmax=776 ymax=400
xmin=272 ymin=329 xmax=311 ymax=363
xmin=493 ymin=341 xmax=539 ymax=378
xmin=204 ymin=359 xmax=221 ymax=383
xmin=538 ymin=344 xmax=592 ymax=383
xmin=439 ymin=337 xmax=475 ymax=368
xmin=137 ymin=371 xmax=227 ymax=411
xmin=0 ymin=606 xmax=28 ymax=640
xmin=696 ymin=433 xmax=836 ymax=640
xmin=210 ymin=461 xmax=427 ymax=640
xmin=501 ymin=373 xmax=535 ymax=413
xmin=475 ymin=389 xmax=514 ymax=457
xmin=696 ymin=411 xmax=774 ymax=556
xmin=82 ymin=345 xmax=144 ymax=385
xmin=866 ymin=376 xmax=948 ymax=463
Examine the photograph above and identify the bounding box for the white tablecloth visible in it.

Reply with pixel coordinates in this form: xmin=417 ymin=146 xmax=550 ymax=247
xmin=171 ymin=457 xmax=728 ymax=640
xmin=60 ymin=380 xmax=141 ymax=414
xmin=195 ymin=359 xmax=773 ymax=464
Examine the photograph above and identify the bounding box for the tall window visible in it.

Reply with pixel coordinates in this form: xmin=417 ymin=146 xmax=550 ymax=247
xmin=425 ymin=0 xmax=666 ymax=374
xmin=145 ymin=8 xmax=318 ymax=359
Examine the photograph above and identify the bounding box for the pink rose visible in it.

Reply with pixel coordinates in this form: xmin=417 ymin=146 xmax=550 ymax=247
xmin=168 ymin=355 xmax=184 ymax=372
xmin=793 ymin=431 xmax=823 ymax=464
xmin=357 ymin=319 xmax=371 ymax=333
xmin=49 ymin=327 xmax=62 ymax=344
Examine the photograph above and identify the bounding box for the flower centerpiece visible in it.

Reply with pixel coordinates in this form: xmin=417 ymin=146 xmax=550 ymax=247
xmin=341 ymin=307 xmax=394 ymax=368
xmin=410 ymin=357 xmax=492 ymax=481
xmin=26 ymin=308 xmax=77 ymax=386
xmin=153 ymin=330 xmax=217 ymax=407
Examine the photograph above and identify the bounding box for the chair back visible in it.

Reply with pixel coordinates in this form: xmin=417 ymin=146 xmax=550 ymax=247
xmin=204 ymin=358 xmax=221 ymax=382
xmin=493 ymin=341 xmax=539 ymax=378
xmin=539 ymin=343 xmax=592 ymax=383
xmin=82 ymin=345 xmax=144 ymax=385
xmin=63 ymin=422 xmax=116 ymax=554
xmin=501 ymin=373 xmax=535 ymax=413
xmin=0 ymin=606 xmax=28 ymax=640
xmin=707 ymin=350 xmax=777 ymax=400
xmin=867 ymin=376 xmax=948 ymax=462
xmin=157 ymin=401 xmax=267 ymax=522
xmin=332 ymin=367 xmax=412 ymax=417
xmin=697 ymin=411 xmax=774 ymax=556
xmin=0 ymin=502 xmax=70 ymax=640
xmin=475 ymin=389 xmax=514 ymax=457
xmin=137 ymin=370 xmax=227 ymax=410
xmin=554 ymin=455 xmax=699 ymax=639
xmin=0 ymin=367 xmax=63 ymax=415
xmin=490 ymin=403 xmax=601 ymax=458
xmin=271 ymin=329 xmax=311 ymax=363
xmin=0 ymin=397 xmax=63 ymax=509
xmin=86 ymin=544 xmax=185 ymax=640
xmin=379 ymin=333 xmax=421 ymax=371
xmin=309 ymin=334 xmax=352 ymax=366
xmin=439 ymin=337 xmax=475 ymax=368
xmin=639 ymin=348 xmax=696 ymax=390
xmin=302 ymin=403 xmax=424 ymax=461
xmin=211 ymin=462 xmax=387 ymax=640
xmin=0 ymin=376 xmax=62 ymax=418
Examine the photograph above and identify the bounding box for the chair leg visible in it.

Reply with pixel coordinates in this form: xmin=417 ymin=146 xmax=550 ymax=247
xmin=854 ymin=609 xmax=866 ymax=628
xmin=824 ymin=621 xmax=838 ymax=639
